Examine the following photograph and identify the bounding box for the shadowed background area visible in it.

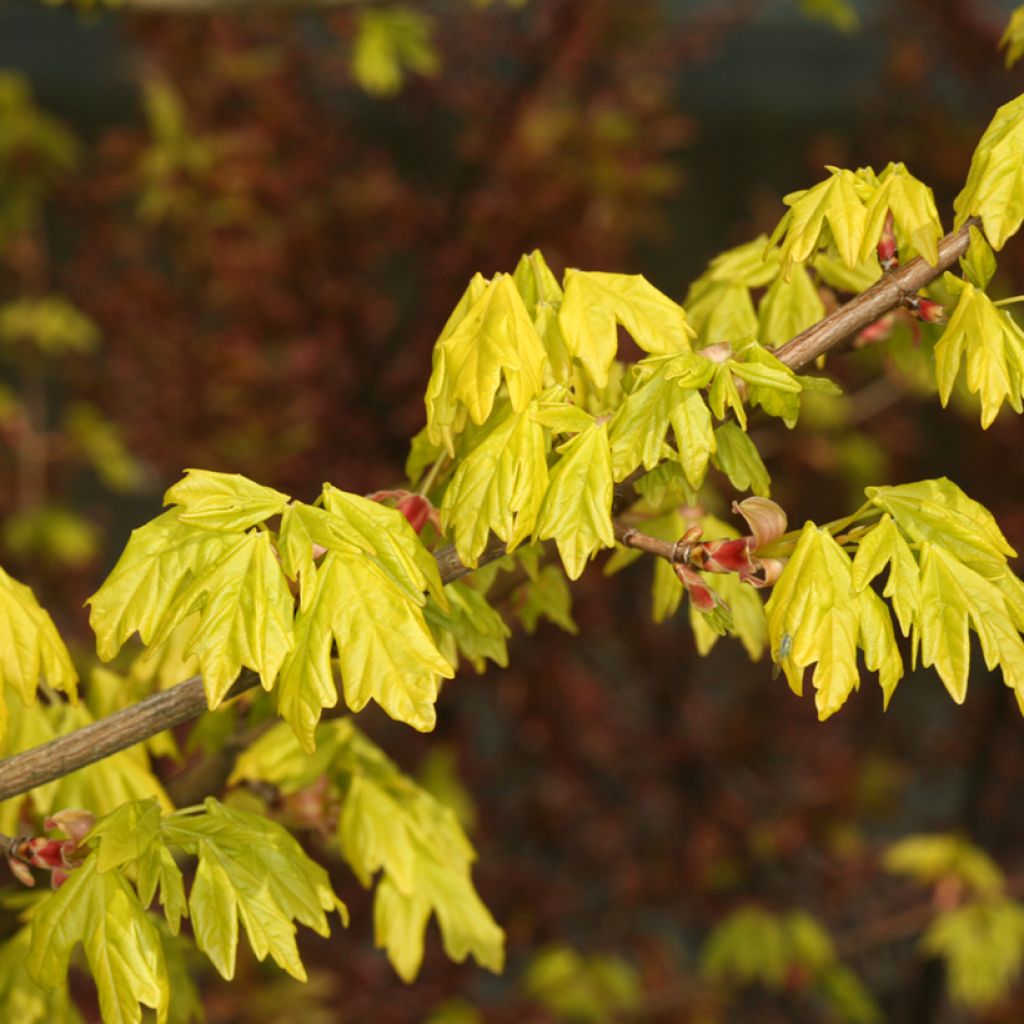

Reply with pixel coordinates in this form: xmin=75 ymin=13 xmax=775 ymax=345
xmin=1 ymin=1 xmax=1024 ymax=1021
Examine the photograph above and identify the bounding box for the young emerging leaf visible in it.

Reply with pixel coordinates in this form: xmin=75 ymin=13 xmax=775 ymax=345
xmin=154 ymin=530 xmax=295 ymax=707
xmin=233 ymin=720 xmax=503 ymax=983
xmin=424 ymin=274 xmax=547 ymax=451
xmin=860 ymin=162 xmax=943 ymax=266
xmin=933 ymin=275 xmax=1024 ymax=428
xmin=0 ymin=565 xmax=78 ymax=751
xmin=758 ymin=262 xmax=826 ymax=348
xmin=559 ymin=270 xmax=693 ymax=389
xmin=424 ymin=582 xmax=511 ymax=673
xmin=712 ymin=422 xmax=770 ymax=497
xmin=87 ymin=509 xmax=239 ymax=662
xmin=1002 ymin=7 xmax=1024 ymax=67
xmin=276 ymin=549 xmax=453 ymax=751
xmin=534 ymin=423 xmax=615 ymax=580
xmin=766 ymin=523 xmax=902 ymax=718
xmin=440 ymin=408 xmax=549 ymax=567
xmin=866 ymin=477 xmax=1017 ymax=575
xmin=954 ymin=92 xmax=1024 ymax=249
xmin=770 ymin=167 xmax=869 ymax=275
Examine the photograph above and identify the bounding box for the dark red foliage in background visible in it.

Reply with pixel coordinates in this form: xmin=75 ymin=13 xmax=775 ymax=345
xmin=7 ymin=0 xmax=1024 ymax=1020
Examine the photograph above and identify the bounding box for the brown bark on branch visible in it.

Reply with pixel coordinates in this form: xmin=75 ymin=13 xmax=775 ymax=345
xmin=0 ymin=219 xmax=979 ymax=804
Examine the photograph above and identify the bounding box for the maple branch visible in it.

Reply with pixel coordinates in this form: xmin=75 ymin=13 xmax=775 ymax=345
xmin=774 ymin=218 xmax=977 ymax=372
xmin=0 ymin=219 xmax=979 ymax=804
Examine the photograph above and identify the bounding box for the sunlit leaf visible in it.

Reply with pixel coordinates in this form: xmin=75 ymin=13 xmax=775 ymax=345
xmin=954 ymin=92 xmax=1024 ymax=249
xmin=559 ymin=270 xmax=693 ymax=389
xmin=534 ymin=423 xmax=615 ymax=579
xmin=164 ymin=469 xmax=290 ymax=532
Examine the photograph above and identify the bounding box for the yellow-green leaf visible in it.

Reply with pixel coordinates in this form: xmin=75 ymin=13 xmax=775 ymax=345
xmin=156 ymin=531 xmax=294 ymax=707
xmin=713 ymin=421 xmax=770 ymax=496
xmin=278 ymin=550 xmax=453 ymax=748
xmin=1002 ymin=7 xmax=1024 ymax=68
xmin=866 ymin=478 xmax=1017 ymax=575
xmin=441 ymin=407 xmax=549 ymax=566
xmin=685 ymin=282 xmax=759 ymax=347
xmin=954 ymin=92 xmax=1024 ymax=249
xmin=323 ymin=486 xmax=447 ymax=608
xmin=29 ymin=855 xmax=169 ymax=1024
xmin=559 ymin=270 xmax=693 ymax=389
xmin=164 ymin=469 xmax=290 ymax=532
xmin=770 ymin=167 xmax=869 ymax=274
xmin=87 ymin=510 xmax=239 ymax=662
xmin=758 ymin=262 xmax=826 ymax=347
xmin=933 ymin=275 xmax=1024 ymax=428
xmin=851 ymin=514 xmax=920 ymax=638
xmin=861 ymin=162 xmax=943 ymax=265
xmin=0 ymin=564 xmax=77 ymax=751
xmin=425 ymin=274 xmax=547 ymax=450
xmin=766 ymin=523 xmax=862 ymax=717
xmin=535 ymin=423 xmax=615 ymax=580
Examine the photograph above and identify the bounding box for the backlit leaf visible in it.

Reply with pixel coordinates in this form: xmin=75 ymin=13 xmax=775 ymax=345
xmin=155 ymin=530 xmax=294 ymax=707
xmin=425 ymin=274 xmax=547 ymax=450
xmin=164 ymin=469 xmax=290 ymax=532
xmin=441 ymin=407 xmax=549 ymax=567
xmin=866 ymin=477 xmax=1016 ymax=575
xmin=933 ymin=275 xmax=1024 ymax=428
xmin=0 ymin=564 xmax=77 ymax=751
xmin=559 ymin=270 xmax=693 ymax=389
xmin=276 ymin=549 xmax=452 ymax=750
xmin=535 ymin=423 xmax=615 ymax=579
xmin=770 ymin=167 xmax=869 ymax=274
xmin=861 ymin=162 xmax=943 ymax=265
xmin=29 ymin=855 xmax=168 ymax=1024
xmin=758 ymin=261 xmax=826 ymax=347
xmin=87 ymin=510 xmax=239 ymax=662
xmin=954 ymin=91 xmax=1024 ymax=249
xmin=713 ymin=421 xmax=770 ymax=497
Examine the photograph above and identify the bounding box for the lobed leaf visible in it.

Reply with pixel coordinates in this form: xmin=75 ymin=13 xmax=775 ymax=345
xmin=534 ymin=423 xmax=616 ymax=580
xmin=29 ymin=855 xmax=168 ymax=1024
xmin=559 ymin=270 xmax=693 ymax=389
xmin=770 ymin=167 xmax=869 ymax=275
xmin=163 ymin=469 xmax=290 ymax=532
xmin=440 ymin=407 xmax=549 ymax=567
xmin=933 ymin=275 xmax=1024 ymax=428
xmin=0 ymin=564 xmax=78 ymax=751
xmin=954 ymin=91 xmax=1024 ymax=249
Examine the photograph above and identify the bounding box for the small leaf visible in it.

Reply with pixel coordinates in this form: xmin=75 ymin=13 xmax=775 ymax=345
xmin=425 ymin=274 xmax=547 ymax=450
xmin=933 ymin=275 xmax=1024 ymax=428
xmin=770 ymin=167 xmax=869 ymax=275
xmin=559 ymin=270 xmax=693 ymax=389
xmin=758 ymin=262 xmax=826 ymax=347
xmin=954 ymin=92 xmax=1024 ymax=249
xmin=866 ymin=478 xmax=1016 ymax=575
xmin=713 ymin=421 xmax=770 ymax=497
xmin=441 ymin=408 xmax=549 ymax=567
xmin=156 ymin=531 xmax=295 ymax=707
xmin=0 ymin=565 xmax=78 ymax=750
xmin=860 ymin=162 xmax=943 ymax=265
xmin=534 ymin=423 xmax=615 ymax=580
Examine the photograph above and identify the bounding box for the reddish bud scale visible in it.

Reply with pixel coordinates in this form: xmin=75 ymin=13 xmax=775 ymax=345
xmin=397 ymin=494 xmax=432 ymax=533
xmin=905 ymin=294 xmax=947 ymax=324
xmin=878 ymin=211 xmax=899 ymax=272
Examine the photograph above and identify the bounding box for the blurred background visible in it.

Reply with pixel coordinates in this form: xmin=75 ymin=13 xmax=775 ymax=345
xmin=2 ymin=0 xmax=1024 ymax=1020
